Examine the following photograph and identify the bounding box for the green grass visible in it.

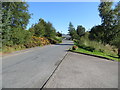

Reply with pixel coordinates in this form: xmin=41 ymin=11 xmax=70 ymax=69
xmin=71 ymin=47 xmax=120 ymax=61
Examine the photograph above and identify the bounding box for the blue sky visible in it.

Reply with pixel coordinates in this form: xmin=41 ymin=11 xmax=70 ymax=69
xmin=27 ymin=2 xmax=102 ymax=34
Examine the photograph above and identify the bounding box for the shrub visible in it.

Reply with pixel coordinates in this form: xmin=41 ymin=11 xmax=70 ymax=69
xmin=54 ymin=36 xmax=62 ymax=43
xmin=47 ymin=38 xmax=58 ymax=44
xmin=75 ymin=36 xmax=118 ymax=56
xmin=72 ymin=45 xmax=78 ymax=50
xmin=24 ymin=36 xmax=50 ymax=48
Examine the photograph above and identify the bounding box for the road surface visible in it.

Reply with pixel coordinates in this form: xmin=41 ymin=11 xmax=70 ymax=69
xmin=45 ymin=52 xmax=118 ymax=88
xmin=2 ymin=40 xmax=118 ymax=88
xmin=2 ymin=40 xmax=73 ymax=88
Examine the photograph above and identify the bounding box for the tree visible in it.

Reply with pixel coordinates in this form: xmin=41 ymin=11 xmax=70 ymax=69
xmin=111 ymin=2 xmax=120 ymax=42
xmin=2 ymin=2 xmax=30 ymax=29
xmin=111 ymin=2 xmax=120 ymax=57
xmin=98 ymin=1 xmax=114 ymax=44
xmin=76 ymin=25 xmax=85 ymax=37
xmin=33 ymin=18 xmax=46 ymax=37
xmin=68 ymin=22 xmax=79 ymax=39
xmin=56 ymin=31 xmax=62 ymax=37
xmin=98 ymin=1 xmax=120 ymax=45
xmin=89 ymin=25 xmax=104 ymax=42
xmin=68 ymin=22 xmax=74 ymax=36
xmin=45 ymin=22 xmax=56 ymax=38
xmin=2 ymin=2 xmax=31 ymax=46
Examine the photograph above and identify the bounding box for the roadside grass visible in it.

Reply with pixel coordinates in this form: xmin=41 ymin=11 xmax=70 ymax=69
xmin=72 ymin=35 xmax=120 ymax=61
xmin=70 ymin=47 xmax=119 ymax=61
xmin=1 ymin=36 xmax=63 ymax=54
xmin=1 ymin=45 xmax=33 ymax=54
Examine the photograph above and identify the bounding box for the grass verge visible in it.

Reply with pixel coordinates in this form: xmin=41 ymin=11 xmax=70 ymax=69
xmin=70 ymin=47 xmax=120 ymax=61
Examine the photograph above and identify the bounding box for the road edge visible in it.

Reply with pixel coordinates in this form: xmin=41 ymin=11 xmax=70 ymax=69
xmin=40 ymin=52 xmax=69 ymax=90
xmin=69 ymin=50 xmax=119 ymax=62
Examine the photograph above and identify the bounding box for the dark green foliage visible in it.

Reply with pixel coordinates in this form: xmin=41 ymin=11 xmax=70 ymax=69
xmin=47 ymin=36 xmax=62 ymax=44
xmin=44 ymin=22 xmax=56 ymax=38
xmin=111 ymin=2 xmax=120 ymax=49
xmin=2 ymin=2 xmax=31 ymax=46
xmin=111 ymin=32 xmax=120 ymax=48
xmin=32 ymin=18 xmax=46 ymax=37
xmin=1 ymin=2 xmax=61 ymax=53
xmin=98 ymin=1 xmax=114 ymax=44
xmin=47 ymin=38 xmax=58 ymax=44
xmin=76 ymin=25 xmax=85 ymax=37
xmin=30 ymin=20 xmax=57 ymax=39
xmin=98 ymin=1 xmax=120 ymax=45
xmin=89 ymin=1 xmax=120 ymax=49
xmin=56 ymin=31 xmax=62 ymax=37
xmin=77 ymin=45 xmax=95 ymax=52
xmin=89 ymin=25 xmax=104 ymax=42
xmin=2 ymin=2 xmax=30 ymax=29
xmin=11 ymin=28 xmax=32 ymax=45
xmin=68 ymin=22 xmax=79 ymax=40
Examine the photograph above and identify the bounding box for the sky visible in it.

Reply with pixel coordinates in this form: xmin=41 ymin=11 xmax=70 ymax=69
xmin=27 ymin=2 xmax=102 ymax=34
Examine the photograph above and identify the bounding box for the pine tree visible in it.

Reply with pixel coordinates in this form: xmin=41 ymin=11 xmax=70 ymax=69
xmin=68 ymin=22 xmax=78 ymax=40
xmin=76 ymin=25 xmax=85 ymax=37
xmin=98 ymin=1 xmax=114 ymax=44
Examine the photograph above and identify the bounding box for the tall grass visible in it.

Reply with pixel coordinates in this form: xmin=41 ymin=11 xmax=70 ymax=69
xmin=75 ymin=35 xmax=118 ymax=57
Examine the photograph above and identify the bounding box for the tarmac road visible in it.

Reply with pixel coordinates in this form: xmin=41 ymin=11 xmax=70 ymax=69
xmin=2 ymin=40 xmax=73 ymax=88
xmin=45 ymin=52 xmax=118 ymax=88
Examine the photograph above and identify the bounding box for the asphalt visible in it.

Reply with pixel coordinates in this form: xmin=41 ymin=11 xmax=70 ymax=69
xmin=2 ymin=40 xmax=73 ymax=88
xmin=44 ymin=52 xmax=118 ymax=88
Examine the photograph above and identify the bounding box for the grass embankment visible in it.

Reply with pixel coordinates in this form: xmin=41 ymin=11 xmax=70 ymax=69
xmin=71 ymin=39 xmax=120 ymax=61
xmin=1 ymin=36 xmax=62 ymax=54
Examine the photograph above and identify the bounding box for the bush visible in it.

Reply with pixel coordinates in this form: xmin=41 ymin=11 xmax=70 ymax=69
xmin=54 ymin=36 xmax=62 ymax=43
xmin=47 ymin=36 xmax=62 ymax=44
xmin=11 ymin=28 xmax=32 ymax=45
xmin=75 ymin=35 xmax=118 ymax=56
xmin=47 ymin=38 xmax=58 ymax=44
xmin=72 ymin=45 xmax=78 ymax=50
xmin=24 ymin=36 xmax=50 ymax=48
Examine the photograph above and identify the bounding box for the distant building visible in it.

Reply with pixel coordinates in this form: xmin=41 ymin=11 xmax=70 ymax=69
xmin=62 ymin=34 xmax=71 ymax=40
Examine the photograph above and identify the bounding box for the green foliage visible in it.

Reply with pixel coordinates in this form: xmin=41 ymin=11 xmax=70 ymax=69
xmin=76 ymin=25 xmax=85 ymax=37
xmin=98 ymin=1 xmax=114 ymax=44
xmin=98 ymin=1 xmax=120 ymax=45
xmin=111 ymin=32 xmax=120 ymax=48
xmin=31 ymin=18 xmax=46 ymax=37
xmin=47 ymin=36 xmax=62 ymax=44
xmin=68 ymin=22 xmax=79 ymax=40
xmin=11 ymin=28 xmax=32 ymax=45
xmin=2 ymin=2 xmax=31 ymax=46
xmin=44 ymin=22 xmax=56 ymax=38
xmin=1 ymin=2 xmax=60 ymax=53
xmin=54 ymin=36 xmax=62 ymax=43
xmin=24 ymin=36 xmax=41 ymax=48
xmin=30 ymin=20 xmax=57 ymax=40
xmin=89 ymin=25 xmax=104 ymax=42
xmin=72 ymin=48 xmax=119 ymax=61
xmin=56 ymin=31 xmax=62 ymax=37
xmin=2 ymin=2 xmax=31 ymax=29
xmin=75 ymin=35 xmax=118 ymax=57
xmin=88 ymin=1 xmax=120 ymax=53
